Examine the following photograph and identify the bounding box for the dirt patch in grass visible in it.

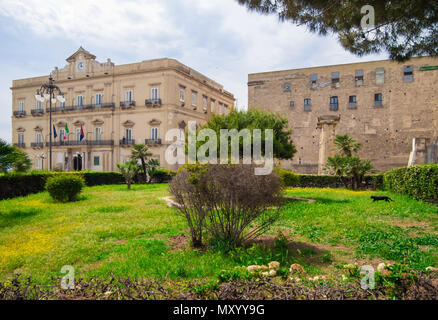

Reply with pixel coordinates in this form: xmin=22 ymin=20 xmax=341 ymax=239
xmin=168 ymin=234 xmax=189 ymax=251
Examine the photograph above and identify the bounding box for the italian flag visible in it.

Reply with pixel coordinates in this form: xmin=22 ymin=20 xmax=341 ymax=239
xmin=64 ymin=123 xmax=69 ymax=140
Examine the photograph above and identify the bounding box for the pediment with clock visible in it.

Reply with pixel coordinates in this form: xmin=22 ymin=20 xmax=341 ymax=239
xmin=52 ymin=47 xmax=114 ymax=80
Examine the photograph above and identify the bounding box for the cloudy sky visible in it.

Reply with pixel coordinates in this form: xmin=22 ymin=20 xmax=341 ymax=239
xmin=0 ymin=0 xmax=386 ymax=142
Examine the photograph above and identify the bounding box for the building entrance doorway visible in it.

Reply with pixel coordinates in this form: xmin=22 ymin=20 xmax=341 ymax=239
xmin=73 ymin=154 xmax=82 ymax=171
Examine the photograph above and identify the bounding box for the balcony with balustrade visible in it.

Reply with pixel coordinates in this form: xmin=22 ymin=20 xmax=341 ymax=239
xmin=145 ymin=139 xmax=162 ymax=145
xmin=31 ymin=109 xmax=44 ymax=116
xmin=120 ymin=101 xmax=136 ymax=109
xmin=46 ymin=103 xmax=115 ymax=113
xmin=13 ymin=111 xmax=26 ymax=118
xmin=119 ymin=139 xmax=135 ymax=147
xmin=14 ymin=143 xmax=26 ymax=148
xmin=145 ymin=99 xmax=162 ymax=108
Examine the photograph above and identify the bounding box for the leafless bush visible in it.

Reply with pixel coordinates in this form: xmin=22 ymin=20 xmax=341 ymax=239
xmin=169 ymin=164 xmax=283 ymax=247
xmin=168 ymin=166 xmax=208 ymax=248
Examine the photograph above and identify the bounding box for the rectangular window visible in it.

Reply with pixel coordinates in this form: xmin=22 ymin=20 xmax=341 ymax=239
xmin=349 ymin=95 xmax=357 ymax=109
xmin=283 ymin=82 xmax=291 ymax=92
xmin=151 ymin=87 xmax=159 ymax=100
xmin=18 ymin=101 xmax=25 ymax=112
xmin=304 ymin=98 xmax=311 ymax=111
xmin=331 ymin=72 xmax=340 ymax=84
xmin=218 ymin=102 xmax=223 ymax=115
xmin=59 ymin=101 xmax=65 ymax=109
xmin=76 ymin=128 xmax=81 ymax=141
xmin=191 ymin=91 xmax=197 ymax=107
xmin=179 ymin=86 xmax=185 ymax=102
xmin=125 ymin=90 xmax=133 ymax=102
xmin=374 ymin=93 xmax=383 ymax=107
xmin=59 ymin=128 xmax=65 ymax=141
xmin=330 ymin=96 xmax=339 ymax=111
xmin=36 ymin=101 xmax=42 ymax=110
xmin=202 ymin=96 xmax=208 ymax=110
xmin=125 ymin=128 xmax=132 ymax=141
xmin=94 ymin=156 xmax=100 ymax=166
xmin=224 ymin=104 xmax=228 ymax=115
xmin=35 ymin=157 xmax=42 ymax=169
xmin=376 ymin=68 xmax=385 ymax=84
xmin=18 ymin=133 xmax=24 ymax=144
xmin=36 ymin=133 xmax=42 ymax=143
xmin=290 ymin=101 xmax=295 ymax=107
xmin=77 ymin=95 xmax=83 ymax=108
xmin=404 ymin=66 xmax=414 ymax=82
xmin=151 ymin=127 xmax=159 ymax=140
xmin=95 ymin=127 xmax=102 ymax=141
xmin=310 ymin=74 xmax=318 ymax=88
xmin=211 ymin=99 xmax=215 ymax=112
xmin=95 ymin=93 xmax=102 ymax=106
xmin=355 ymin=70 xmax=364 ymax=86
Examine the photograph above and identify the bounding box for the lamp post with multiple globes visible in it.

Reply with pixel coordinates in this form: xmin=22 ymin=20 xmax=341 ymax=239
xmin=35 ymin=77 xmax=65 ymax=170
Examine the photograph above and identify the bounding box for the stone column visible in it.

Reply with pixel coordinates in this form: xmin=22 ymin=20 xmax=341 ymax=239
xmin=317 ymin=115 xmax=340 ymax=175
xmin=408 ymin=137 xmax=430 ymax=166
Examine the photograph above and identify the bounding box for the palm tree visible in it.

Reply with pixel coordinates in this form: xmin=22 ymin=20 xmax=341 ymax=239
xmin=333 ymin=134 xmax=361 ymax=157
xmin=130 ymin=144 xmax=152 ymax=182
xmin=146 ymin=158 xmax=160 ymax=183
xmin=117 ymin=161 xmax=139 ymax=189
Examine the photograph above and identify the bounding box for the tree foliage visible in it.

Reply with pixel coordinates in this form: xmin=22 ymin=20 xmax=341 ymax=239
xmin=196 ymin=109 xmax=296 ymax=161
xmin=0 ymin=139 xmax=32 ymax=174
xmin=130 ymin=144 xmax=152 ymax=182
xmin=325 ymin=134 xmax=373 ymax=189
xmin=236 ymin=0 xmax=438 ymax=61
xmin=117 ymin=160 xmax=140 ymax=189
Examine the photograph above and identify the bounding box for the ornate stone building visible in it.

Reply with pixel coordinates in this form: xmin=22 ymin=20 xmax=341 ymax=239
xmin=11 ymin=47 xmax=234 ymax=171
xmin=248 ymin=56 xmax=438 ymax=173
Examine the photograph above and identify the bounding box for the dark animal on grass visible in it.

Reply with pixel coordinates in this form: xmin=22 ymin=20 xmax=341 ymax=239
xmin=371 ymin=196 xmax=393 ymax=202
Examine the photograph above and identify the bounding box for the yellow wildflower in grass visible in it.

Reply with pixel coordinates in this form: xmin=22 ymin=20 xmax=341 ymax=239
xmin=0 ymin=225 xmax=74 ymax=268
xmin=18 ymin=200 xmax=46 ymax=208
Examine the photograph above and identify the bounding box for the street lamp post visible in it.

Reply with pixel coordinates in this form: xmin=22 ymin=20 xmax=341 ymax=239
xmin=41 ymin=153 xmax=46 ymax=171
xmin=35 ymin=77 xmax=65 ymax=170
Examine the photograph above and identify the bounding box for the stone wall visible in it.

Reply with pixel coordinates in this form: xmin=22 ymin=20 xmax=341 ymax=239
xmin=248 ymin=56 xmax=438 ymax=173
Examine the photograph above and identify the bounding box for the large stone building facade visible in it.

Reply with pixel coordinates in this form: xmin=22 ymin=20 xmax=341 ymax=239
xmin=248 ymin=56 xmax=438 ymax=173
xmin=11 ymin=48 xmax=234 ymax=171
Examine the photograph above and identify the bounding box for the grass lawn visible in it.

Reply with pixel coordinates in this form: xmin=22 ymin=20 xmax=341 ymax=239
xmin=0 ymin=184 xmax=437 ymax=284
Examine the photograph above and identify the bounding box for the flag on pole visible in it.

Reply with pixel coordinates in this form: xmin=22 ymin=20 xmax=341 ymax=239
xmin=64 ymin=123 xmax=69 ymax=140
xmin=80 ymin=125 xmax=85 ymax=141
xmin=53 ymin=124 xmax=57 ymax=139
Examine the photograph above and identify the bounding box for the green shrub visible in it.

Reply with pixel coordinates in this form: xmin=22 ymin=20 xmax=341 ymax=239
xmin=149 ymin=169 xmax=176 ymax=183
xmin=295 ymin=174 xmax=383 ymax=189
xmin=296 ymin=174 xmax=342 ymax=188
xmin=81 ymin=171 xmax=124 ymax=186
xmin=276 ymin=168 xmax=299 ymax=187
xmin=46 ymin=175 xmax=85 ymax=202
xmin=383 ymin=164 xmax=438 ymax=201
xmin=0 ymin=171 xmax=54 ymax=200
xmin=0 ymin=171 xmax=124 ymax=200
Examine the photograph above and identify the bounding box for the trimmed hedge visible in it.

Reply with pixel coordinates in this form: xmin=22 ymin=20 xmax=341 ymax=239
xmin=149 ymin=169 xmax=176 ymax=183
xmin=0 ymin=171 xmax=123 ymax=200
xmin=383 ymin=164 xmax=438 ymax=201
xmin=81 ymin=171 xmax=124 ymax=186
xmin=276 ymin=168 xmax=300 ymax=187
xmin=290 ymin=173 xmax=384 ymax=190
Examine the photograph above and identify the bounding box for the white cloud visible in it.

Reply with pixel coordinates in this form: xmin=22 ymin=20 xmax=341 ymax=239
xmin=0 ymin=0 xmax=388 ymax=142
